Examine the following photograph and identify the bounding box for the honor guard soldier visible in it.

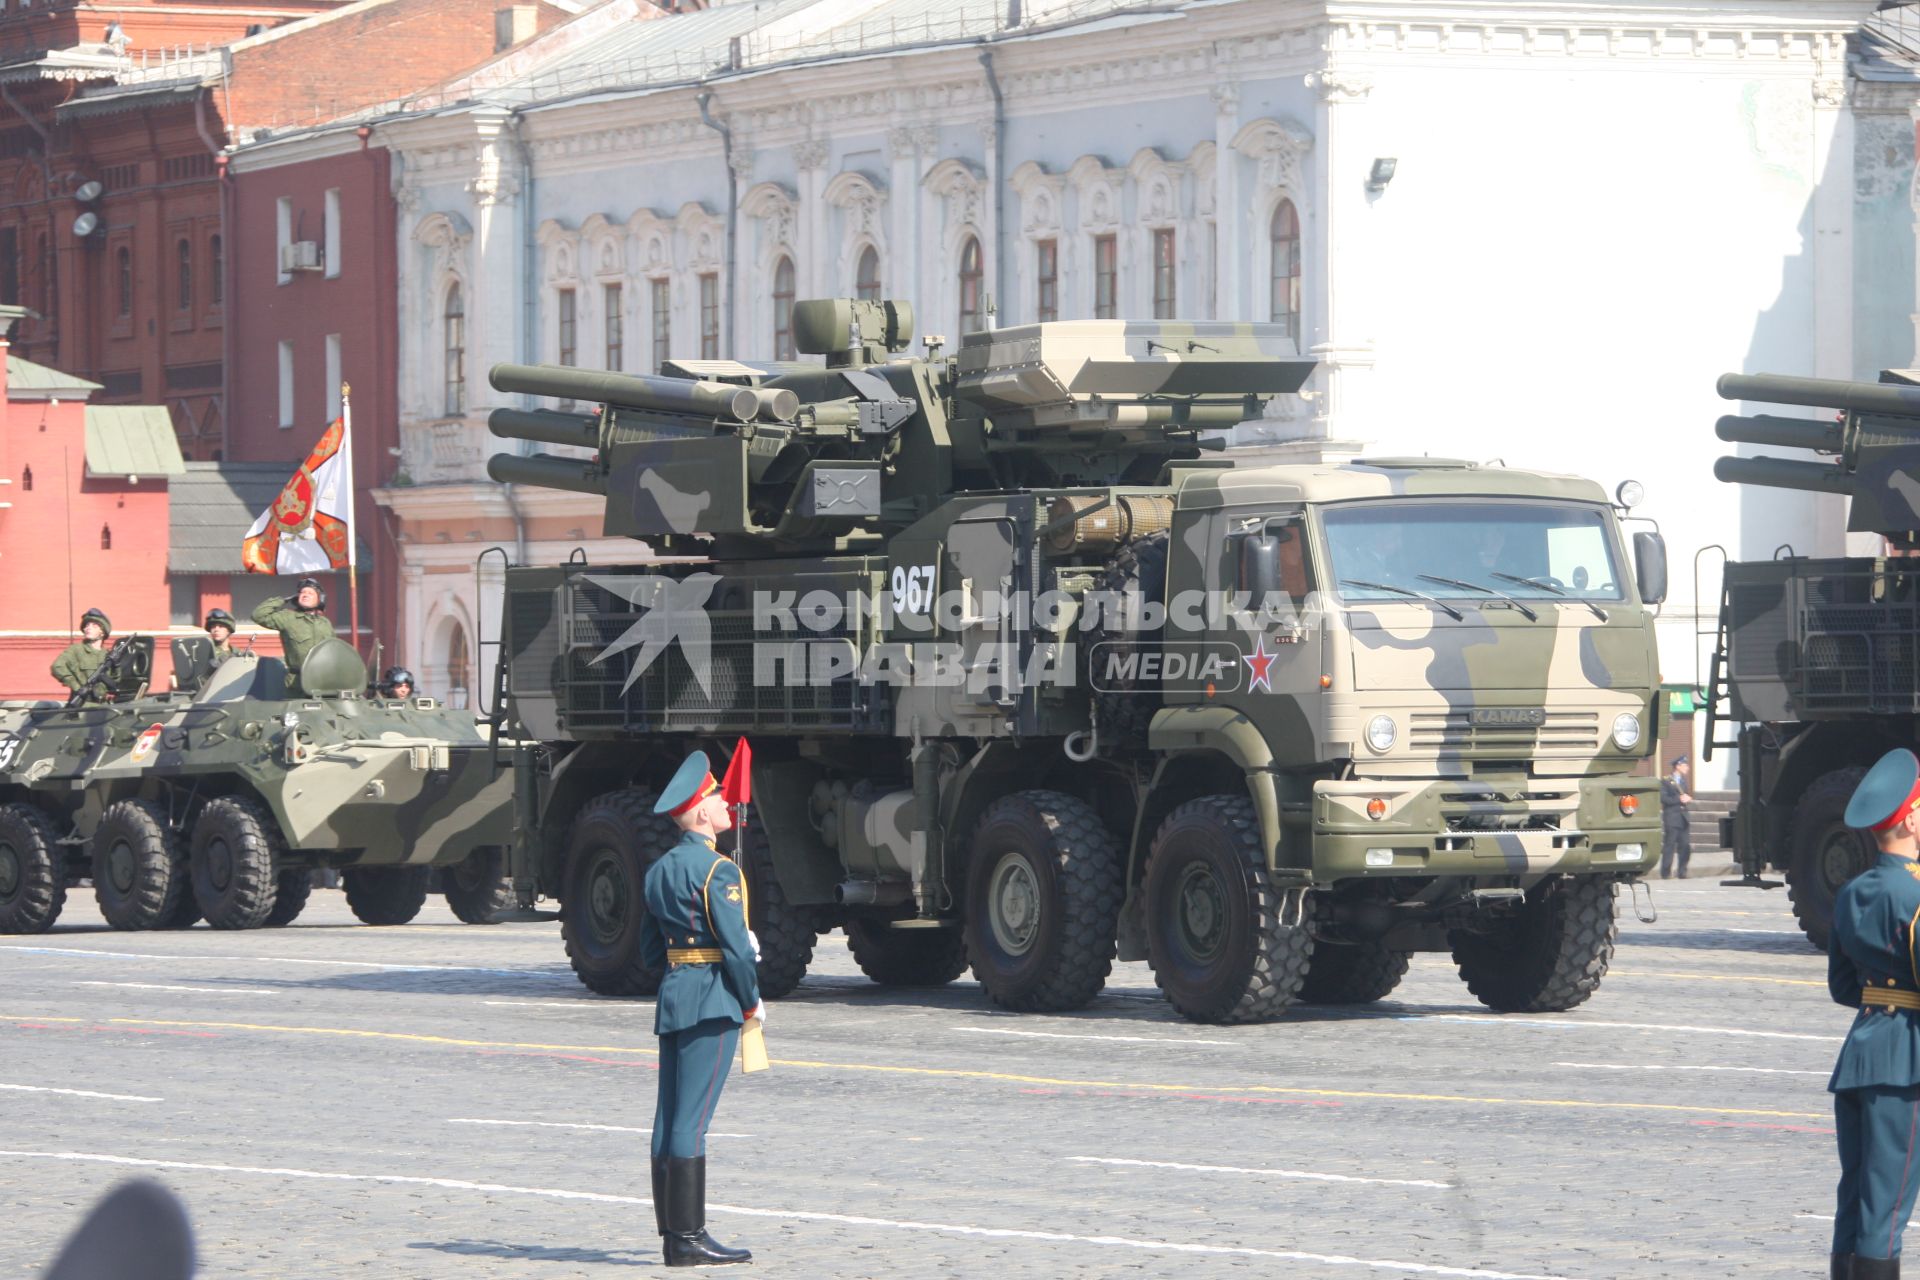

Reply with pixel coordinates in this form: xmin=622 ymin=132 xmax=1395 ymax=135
xmin=50 ymin=608 xmax=111 ymax=700
xmin=640 ymin=750 xmax=762 ymax=1268
xmin=251 ymin=578 xmax=335 ymax=690
xmin=203 ymin=609 xmax=238 ymax=662
xmin=1828 ymin=748 xmax=1920 ymax=1279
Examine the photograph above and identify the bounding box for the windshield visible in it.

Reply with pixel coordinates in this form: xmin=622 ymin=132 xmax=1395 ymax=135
xmin=1322 ymin=501 xmax=1625 ymax=603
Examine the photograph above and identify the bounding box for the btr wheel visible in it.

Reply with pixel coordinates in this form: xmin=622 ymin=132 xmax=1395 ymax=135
xmin=1451 ymin=875 xmax=1618 ymax=1013
xmin=963 ymin=790 xmax=1123 ymax=1012
xmin=1786 ymin=767 xmax=1873 ymax=950
xmin=92 ymin=799 xmax=188 ymax=931
xmin=189 ymin=796 xmax=281 ymax=930
xmin=444 ymin=847 xmax=514 ymax=925
xmin=561 ymin=788 xmax=678 ymax=997
xmin=0 ymin=803 xmax=65 ymax=934
xmin=343 ymin=866 xmax=430 ymax=925
xmin=1298 ymin=941 xmax=1411 ymax=1005
xmin=1144 ymin=794 xmax=1311 ymax=1024
xmin=846 ymin=919 xmax=969 ymax=987
xmin=264 ymin=870 xmax=313 ymax=926
xmin=738 ymin=819 xmax=817 ymax=999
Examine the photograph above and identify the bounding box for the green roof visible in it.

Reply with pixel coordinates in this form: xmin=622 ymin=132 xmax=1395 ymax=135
xmin=84 ymin=405 xmax=185 ymax=478
xmin=7 ymin=354 xmax=100 ymax=399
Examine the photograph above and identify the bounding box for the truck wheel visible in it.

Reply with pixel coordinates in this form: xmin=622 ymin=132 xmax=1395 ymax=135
xmin=265 ymin=871 xmax=313 ymax=926
xmin=158 ymin=894 xmax=202 ymax=930
xmin=846 ymin=919 xmax=969 ymax=987
xmin=1786 ymin=767 xmax=1873 ymax=950
xmin=963 ymin=790 xmax=1123 ymax=1012
xmin=1298 ymin=941 xmax=1410 ymax=1005
xmin=0 ymin=803 xmax=65 ymax=934
xmin=561 ymin=788 xmax=678 ymax=997
xmin=1451 ymin=876 xmax=1617 ymax=1013
xmin=1144 ymin=795 xmax=1311 ymax=1024
xmin=92 ymin=799 xmax=189 ymax=931
xmin=739 ymin=822 xmax=816 ymax=999
xmin=343 ymin=866 xmax=430 ymax=925
xmin=1092 ymin=532 xmax=1169 ymax=747
xmin=190 ymin=797 xmax=281 ymax=930
xmin=445 ymin=848 xmax=514 ymax=925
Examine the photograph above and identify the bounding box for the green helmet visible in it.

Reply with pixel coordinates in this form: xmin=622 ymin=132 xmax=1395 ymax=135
xmin=204 ymin=608 xmax=237 ymax=633
xmin=79 ymin=607 xmax=111 ymax=637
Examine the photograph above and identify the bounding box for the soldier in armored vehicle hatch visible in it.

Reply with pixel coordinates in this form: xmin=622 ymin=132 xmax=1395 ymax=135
xmin=50 ymin=609 xmax=112 ymax=701
xmin=252 ymin=578 xmax=336 ymax=689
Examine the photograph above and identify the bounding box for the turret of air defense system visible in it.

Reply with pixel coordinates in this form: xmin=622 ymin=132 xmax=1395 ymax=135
xmin=0 ymin=632 xmax=517 ymax=934
xmin=490 ymin=299 xmax=1667 ymax=1025
xmin=1705 ymin=369 xmax=1920 ymax=944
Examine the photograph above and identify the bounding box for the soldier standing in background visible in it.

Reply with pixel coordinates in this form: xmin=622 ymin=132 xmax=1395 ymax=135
xmin=251 ymin=578 xmax=336 ymax=689
xmin=640 ymin=750 xmax=762 ymax=1268
xmin=1659 ymin=755 xmax=1693 ymax=878
xmin=50 ymin=608 xmax=112 ymax=700
xmin=204 ymin=609 xmax=238 ymax=662
xmin=1826 ymin=748 xmax=1920 ymax=1279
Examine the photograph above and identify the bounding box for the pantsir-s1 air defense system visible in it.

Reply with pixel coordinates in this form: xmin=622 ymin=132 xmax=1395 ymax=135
xmin=1707 ymin=370 xmax=1920 ymax=946
xmin=0 ymin=634 xmax=516 ymax=933
xmin=491 ymin=299 xmax=1666 ymax=1023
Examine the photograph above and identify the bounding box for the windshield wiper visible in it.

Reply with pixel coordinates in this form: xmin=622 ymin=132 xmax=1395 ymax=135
xmin=1338 ymin=578 xmax=1465 ymax=621
xmin=1490 ymin=572 xmax=1609 ymax=622
xmin=1417 ymin=574 xmax=1539 ymax=622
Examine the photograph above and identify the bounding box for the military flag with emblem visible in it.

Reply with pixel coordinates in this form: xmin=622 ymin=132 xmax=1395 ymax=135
xmin=241 ymin=385 xmax=361 ymax=655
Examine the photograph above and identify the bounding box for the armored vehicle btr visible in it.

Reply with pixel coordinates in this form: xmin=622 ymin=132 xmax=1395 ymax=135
xmin=489 ymin=299 xmax=1666 ymax=1023
xmin=1707 ymin=370 xmax=1920 ymax=946
xmin=0 ymin=632 xmax=516 ymax=934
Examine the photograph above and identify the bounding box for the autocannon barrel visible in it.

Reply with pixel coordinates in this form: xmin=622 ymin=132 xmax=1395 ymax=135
xmin=1712 ymin=455 xmax=1853 ymax=495
xmin=488 ymin=407 xmax=602 ymax=452
xmin=487 ymin=452 xmax=607 ymax=496
xmin=1714 ymin=414 xmax=1845 ymax=453
xmin=489 ymin=362 xmax=763 ymax=423
xmin=1716 ymin=372 xmax=1920 ymax=418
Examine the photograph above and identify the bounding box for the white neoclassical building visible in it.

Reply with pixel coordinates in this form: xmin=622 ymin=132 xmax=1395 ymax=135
xmin=304 ymin=0 xmax=1914 ymax=771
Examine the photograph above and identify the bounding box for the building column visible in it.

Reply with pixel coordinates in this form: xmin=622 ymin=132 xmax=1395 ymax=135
xmin=1810 ymin=52 xmax=1864 ymax=556
xmin=402 ymin=560 xmax=425 ymax=671
xmin=467 ymin=108 xmax=524 ymax=411
xmin=1212 ymin=78 xmax=1242 ymax=320
xmin=795 ymin=140 xmax=829 ymax=298
xmin=1307 ymin=57 xmax=1378 ymax=447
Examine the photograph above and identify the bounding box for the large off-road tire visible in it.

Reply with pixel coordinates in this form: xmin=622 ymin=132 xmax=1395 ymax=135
xmin=1298 ymin=940 xmax=1411 ymax=1005
xmin=0 ymin=803 xmax=65 ymax=934
xmin=1144 ymin=795 xmax=1312 ymax=1024
xmin=1786 ymin=767 xmax=1874 ymax=951
xmin=561 ymin=788 xmax=678 ymax=997
xmin=846 ymin=918 xmax=970 ymax=987
xmin=1091 ymin=532 xmax=1169 ymax=747
xmin=738 ymin=821 xmax=816 ymax=999
xmin=343 ymin=866 xmax=430 ymax=925
xmin=189 ymin=797 xmax=281 ymax=930
xmin=92 ymin=799 xmax=189 ymax=931
xmin=264 ymin=870 xmax=313 ymax=926
xmin=444 ymin=848 xmax=514 ymax=925
xmin=1451 ymin=875 xmax=1618 ymax=1013
xmin=963 ymin=790 xmax=1123 ymax=1012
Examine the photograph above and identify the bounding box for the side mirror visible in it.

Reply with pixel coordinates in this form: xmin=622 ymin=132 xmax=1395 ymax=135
xmin=1633 ymin=531 xmax=1668 ymax=606
xmin=1238 ymin=534 xmax=1282 ymax=607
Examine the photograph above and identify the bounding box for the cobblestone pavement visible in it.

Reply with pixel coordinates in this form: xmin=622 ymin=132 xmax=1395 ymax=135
xmin=0 ymin=875 xmax=1848 ymax=1279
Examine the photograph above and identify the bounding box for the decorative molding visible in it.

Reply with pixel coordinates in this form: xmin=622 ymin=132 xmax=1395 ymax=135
xmin=1310 ymin=66 xmax=1374 ymax=102
xmin=793 ymin=138 xmax=830 ymax=171
xmin=1231 ymin=116 xmax=1314 ymax=207
xmin=1811 ymin=74 xmax=1848 ymax=108
xmin=741 ymin=181 xmax=799 ymax=262
xmin=1008 ymin=159 xmax=1066 ymax=239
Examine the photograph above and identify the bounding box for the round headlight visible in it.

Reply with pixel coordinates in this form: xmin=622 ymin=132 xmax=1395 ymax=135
xmin=1615 ymin=479 xmax=1645 ymax=510
xmin=1610 ymin=712 xmax=1642 ymax=750
xmin=1365 ymin=715 xmax=1397 ymax=753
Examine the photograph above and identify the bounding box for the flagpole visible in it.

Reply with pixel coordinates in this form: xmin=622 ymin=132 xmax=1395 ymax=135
xmin=342 ymin=383 xmax=359 ymax=660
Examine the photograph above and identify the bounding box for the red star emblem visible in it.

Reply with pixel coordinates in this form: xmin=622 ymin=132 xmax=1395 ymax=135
xmin=1244 ymin=635 xmax=1276 ymax=693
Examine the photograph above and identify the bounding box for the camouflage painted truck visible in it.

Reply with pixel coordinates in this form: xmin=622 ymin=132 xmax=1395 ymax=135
xmin=0 ymin=632 xmax=517 ymax=934
xmin=486 ymin=298 xmax=1667 ymax=1024
xmin=1706 ymin=370 xmax=1920 ymax=947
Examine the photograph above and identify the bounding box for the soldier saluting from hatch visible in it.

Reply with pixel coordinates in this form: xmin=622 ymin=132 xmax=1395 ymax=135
xmin=251 ymin=578 xmax=335 ymax=690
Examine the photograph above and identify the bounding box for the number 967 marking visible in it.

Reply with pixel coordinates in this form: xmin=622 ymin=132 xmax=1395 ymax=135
xmin=890 ymin=564 xmax=935 ymax=614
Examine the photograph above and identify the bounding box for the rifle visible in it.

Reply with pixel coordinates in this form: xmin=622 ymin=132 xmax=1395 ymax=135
xmin=66 ymin=636 xmax=140 ymax=708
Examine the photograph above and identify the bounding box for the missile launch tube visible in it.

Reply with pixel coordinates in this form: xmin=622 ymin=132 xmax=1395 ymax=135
xmin=486 ymin=452 xmax=607 ymax=496
xmin=489 ymin=362 xmax=761 ymax=423
xmin=1713 ymin=414 xmax=1845 ymax=453
xmin=488 ymin=407 xmax=602 ymax=452
xmin=1716 ymin=372 xmax=1920 ymax=417
xmin=751 ymin=388 xmax=801 ymax=423
xmin=1712 ymin=455 xmax=1853 ymax=495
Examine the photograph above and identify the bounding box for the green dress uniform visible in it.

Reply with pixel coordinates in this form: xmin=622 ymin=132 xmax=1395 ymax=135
xmin=1828 ymin=748 xmax=1920 ymax=1280
xmin=638 ymin=750 xmax=758 ymax=1268
xmin=49 ymin=643 xmax=105 ymax=697
xmin=251 ymin=596 xmax=335 ymax=687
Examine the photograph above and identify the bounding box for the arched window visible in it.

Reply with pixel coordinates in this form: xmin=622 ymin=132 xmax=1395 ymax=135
xmin=115 ymin=247 xmax=132 ymax=317
xmin=175 ymin=238 xmax=191 ymax=311
xmin=957 ymin=235 xmax=983 ymax=334
xmin=443 ymin=283 xmax=466 ymax=416
xmin=771 ymin=255 xmax=795 ymax=360
xmin=855 ymin=246 xmax=880 ymax=302
xmin=100 ymin=524 xmax=112 ymax=550
xmin=446 ymin=621 xmax=470 ymax=709
xmin=1269 ymin=199 xmax=1301 ymax=339
xmin=209 ymin=234 xmax=224 ymax=307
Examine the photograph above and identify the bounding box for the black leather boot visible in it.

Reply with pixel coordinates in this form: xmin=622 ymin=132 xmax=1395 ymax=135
xmin=662 ymin=1156 xmax=751 ymax=1267
xmin=1853 ymin=1256 xmax=1900 ymax=1280
xmin=1834 ymin=1256 xmax=1855 ymax=1280
xmin=651 ymin=1156 xmax=668 ymax=1237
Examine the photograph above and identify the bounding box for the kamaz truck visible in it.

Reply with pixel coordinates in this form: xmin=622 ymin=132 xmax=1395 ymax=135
xmin=489 ymin=299 xmax=1667 ymax=1023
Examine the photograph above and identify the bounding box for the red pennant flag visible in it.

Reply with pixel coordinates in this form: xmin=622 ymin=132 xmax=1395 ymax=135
xmin=721 ymin=736 xmax=752 ymax=806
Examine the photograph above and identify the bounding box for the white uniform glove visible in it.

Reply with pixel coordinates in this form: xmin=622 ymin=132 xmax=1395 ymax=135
xmin=748 ymin=930 xmax=762 ymax=962
xmin=745 ymin=1004 xmax=766 ymax=1025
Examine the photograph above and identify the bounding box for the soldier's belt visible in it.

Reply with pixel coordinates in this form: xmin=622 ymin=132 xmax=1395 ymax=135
xmin=1862 ymin=987 xmax=1920 ymax=1012
xmin=667 ymin=948 xmax=724 ymax=965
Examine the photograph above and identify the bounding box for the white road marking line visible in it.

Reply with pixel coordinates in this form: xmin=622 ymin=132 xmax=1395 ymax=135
xmin=1 ymin=946 xmax=562 ymax=980
xmin=1797 ymin=1213 xmax=1836 ymax=1222
xmin=446 ymin=1119 xmax=749 ymax=1138
xmin=0 ymin=1084 xmax=160 ymax=1103
xmin=1722 ymin=928 xmax=1808 ymax=936
xmin=1067 ymin=1155 xmax=1450 ymax=1188
xmin=481 ymin=1000 xmax=648 ymax=1011
xmin=1391 ymin=1014 xmax=1836 ymax=1043
xmin=956 ymin=1026 xmax=1237 ymax=1046
xmin=76 ymin=982 xmax=278 ymax=996
xmin=0 ymin=1150 xmax=1579 ymax=1279
xmin=1552 ymin=1062 xmax=1827 ymax=1077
